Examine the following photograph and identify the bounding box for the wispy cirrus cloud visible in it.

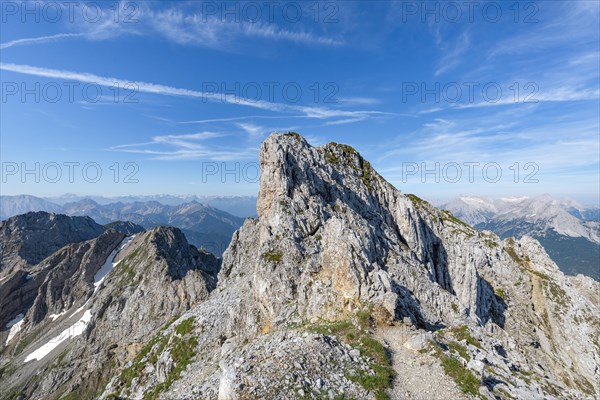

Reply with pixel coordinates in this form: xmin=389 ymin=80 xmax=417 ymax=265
xmin=236 ymin=123 xmax=266 ymax=137
xmin=434 ymin=31 xmax=470 ymax=77
xmin=455 ymin=86 xmax=600 ymax=109
xmin=0 ymin=33 xmax=89 ymax=50
xmin=487 ymin=2 xmax=598 ymax=60
xmin=179 ymin=115 xmax=308 ymax=125
xmin=149 ymin=2 xmax=345 ymax=48
xmin=378 ymin=106 xmax=599 ymax=182
xmin=152 ymin=8 xmax=344 ymax=48
xmin=336 ymin=97 xmax=381 ymax=106
xmin=108 ymin=131 xmax=257 ymax=161
xmin=0 ymin=2 xmax=343 ymax=51
xmin=0 ymin=62 xmax=387 ymax=123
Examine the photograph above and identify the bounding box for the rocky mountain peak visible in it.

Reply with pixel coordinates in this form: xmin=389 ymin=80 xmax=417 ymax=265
xmin=134 ymin=226 xmax=221 ymax=280
xmin=103 ymin=220 xmax=145 ymax=236
xmin=0 ymin=211 xmax=106 ymax=278
xmin=258 ymin=133 xmax=380 ymax=218
xmin=230 ymin=133 xmax=504 ymax=328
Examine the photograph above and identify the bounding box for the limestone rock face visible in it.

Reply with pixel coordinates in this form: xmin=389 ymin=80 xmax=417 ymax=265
xmin=1 ymin=230 xmax=125 ymax=335
xmin=1 ymin=226 xmax=220 ymax=400
xmin=0 ymin=211 xmax=105 ymax=278
xmin=226 ymin=133 xmax=503 ymax=329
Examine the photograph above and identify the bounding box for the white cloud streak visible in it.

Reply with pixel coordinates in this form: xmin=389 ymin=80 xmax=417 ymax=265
xmin=435 ymin=31 xmax=470 ymax=77
xmin=0 ymin=33 xmax=88 ymax=50
xmin=0 ymin=2 xmax=343 ymax=51
xmin=236 ymin=123 xmax=266 ymax=137
xmin=109 ymin=131 xmax=257 ymax=161
xmin=0 ymin=62 xmax=387 ymax=122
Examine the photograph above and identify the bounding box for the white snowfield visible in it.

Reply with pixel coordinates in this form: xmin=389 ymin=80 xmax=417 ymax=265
xmin=94 ymin=235 xmax=136 ymax=290
xmin=5 ymin=313 xmax=25 ymax=345
xmin=24 ymin=310 xmax=92 ymax=362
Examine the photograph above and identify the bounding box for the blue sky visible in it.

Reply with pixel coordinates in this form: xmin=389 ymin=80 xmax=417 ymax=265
xmin=1 ymin=0 xmax=598 ymax=204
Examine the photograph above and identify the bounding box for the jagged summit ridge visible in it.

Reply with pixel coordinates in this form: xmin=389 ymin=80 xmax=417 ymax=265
xmin=236 ymin=132 xmax=501 ymax=328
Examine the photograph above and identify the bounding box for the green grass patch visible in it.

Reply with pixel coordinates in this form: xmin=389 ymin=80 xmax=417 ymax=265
xmin=543 ymin=280 xmax=570 ymax=312
xmin=306 ymin=313 xmax=395 ymax=400
xmin=529 ymin=269 xmax=550 ymax=280
xmin=355 ymin=308 xmax=372 ymax=329
xmin=495 ymin=387 xmax=515 ymax=399
xmin=118 ymin=323 xmax=198 ymax=400
xmin=115 ymin=245 xmax=143 ymax=283
xmin=573 ymin=375 xmax=595 ymax=396
xmin=160 ymin=314 xmax=180 ymax=331
xmin=143 ymin=335 xmax=198 ymax=399
xmin=0 ymin=363 xmax=16 ymax=379
xmin=324 ymin=149 xmax=340 ymax=165
xmin=330 ymin=143 xmax=358 ymax=157
xmin=323 ymin=142 xmax=359 ymax=167
xmin=441 ymin=210 xmax=471 ymax=229
xmin=406 ymin=194 xmax=430 ymax=209
xmin=447 ymin=341 xmax=471 ymax=362
xmin=515 ymin=369 xmax=533 ymax=385
xmin=284 ymin=132 xmax=302 ymax=139
xmin=13 ymin=324 xmax=45 ymax=355
xmin=120 ymin=334 xmax=167 ymax=392
xmin=175 ymin=317 xmax=195 ymax=336
xmin=450 ymin=325 xmax=482 ymax=349
xmin=495 ymin=288 xmax=506 ymax=300
xmin=263 ymin=250 xmax=283 ymax=263
xmin=59 ymin=359 xmax=116 ymax=400
xmin=361 ymin=159 xmax=374 ymax=191
xmin=434 ymin=346 xmax=480 ymax=396
xmin=504 ymin=239 xmax=534 ymax=271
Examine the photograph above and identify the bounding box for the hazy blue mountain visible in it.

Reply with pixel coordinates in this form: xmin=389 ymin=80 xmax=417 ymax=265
xmin=103 ymin=221 xmax=146 ymax=235
xmin=42 ymin=194 xmax=258 ymax=217
xmin=0 ymin=196 xmax=245 ymax=254
xmin=61 ymin=200 xmax=244 ymax=254
xmin=0 ymin=195 xmax=62 ymax=220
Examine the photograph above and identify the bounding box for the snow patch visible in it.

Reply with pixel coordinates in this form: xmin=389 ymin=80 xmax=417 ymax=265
xmin=5 ymin=313 xmax=25 ymax=345
xmin=93 ymin=235 xmax=136 ymax=291
xmin=460 ymin=196 xmax=488 ymax=205
xmin=48 ymin=310 xmax=67 ymax=321
xmin=69 ymin=300 xmax=89 ymax=318
xmin=499 ymin=196 xmax=529 ymax=203
xmin=24 ymin=310 xmax=92 ymax=362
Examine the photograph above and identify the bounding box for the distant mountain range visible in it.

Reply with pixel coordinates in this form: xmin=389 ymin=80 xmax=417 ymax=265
xmin=441 ymin=195 xmax=600 ymax=280
xmin=43 ymin=194 xmax=258 ymax=218
xmin=2 ymin=194 xmax=597 ymax=277
xmin=0 ymin=195 xmax=246 ymax=255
